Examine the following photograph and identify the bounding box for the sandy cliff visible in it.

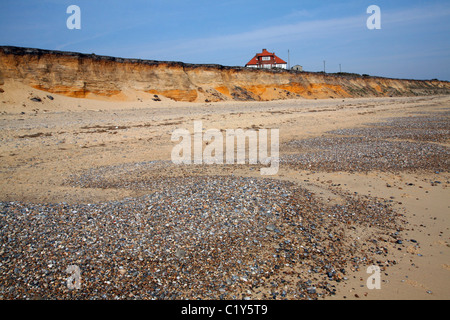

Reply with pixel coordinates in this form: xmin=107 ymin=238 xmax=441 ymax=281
xmin=1 ymin=46 xmax=449 ymax=103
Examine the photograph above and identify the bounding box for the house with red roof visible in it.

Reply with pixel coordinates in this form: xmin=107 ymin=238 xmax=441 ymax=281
xmin=245 ymin=49 xmax=287 ymax=69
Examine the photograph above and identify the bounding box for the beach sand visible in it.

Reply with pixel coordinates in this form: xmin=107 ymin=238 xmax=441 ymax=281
xmin=0 ymin=81 xmax=448 ymax=299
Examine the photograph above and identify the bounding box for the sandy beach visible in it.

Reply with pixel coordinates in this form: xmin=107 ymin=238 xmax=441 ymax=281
xmin=0 ymin=82 xmax=448 ymax=300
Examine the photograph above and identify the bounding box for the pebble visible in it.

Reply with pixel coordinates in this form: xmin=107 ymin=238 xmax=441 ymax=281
xmin=307 ymin=287 xmax=316 ymax=294
xmin=0 ymin=170 xmax=401 ymax=300
xmin=330 ymin=114 xmax=450 ymax=143
xmin=266 ymin=224 xmax=279 ymax=232
xmin=5 ymin=107 xmax=443 ymax=300
xmin=282 ymin=111 xmax=450 ymax=173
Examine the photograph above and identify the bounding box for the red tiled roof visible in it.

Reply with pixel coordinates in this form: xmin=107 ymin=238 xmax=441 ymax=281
xmin=246 ymin=49 xmax=287 ymax=66
xmin=274 ymin=56 xmax=287 ymax=64
xmin=258 ymin=49 xmax=273 ymax=56
xmin=246 ymin=56 xmax=259 ymax=65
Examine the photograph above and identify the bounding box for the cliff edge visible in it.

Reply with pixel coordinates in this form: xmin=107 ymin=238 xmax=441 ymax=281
xmin=1 ymin=46 xmax=449 ymax=103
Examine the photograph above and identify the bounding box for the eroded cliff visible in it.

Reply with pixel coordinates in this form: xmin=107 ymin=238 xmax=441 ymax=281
xmin=1 ymin=46 xmax=449 ymax=103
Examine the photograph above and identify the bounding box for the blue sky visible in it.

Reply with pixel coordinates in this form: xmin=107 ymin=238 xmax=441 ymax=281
xmin=1 ymin=0 xmax=449 ymax=80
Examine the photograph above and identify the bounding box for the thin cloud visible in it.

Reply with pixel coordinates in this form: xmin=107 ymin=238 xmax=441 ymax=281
xmin=383 ymin=3 xmax=450 ymax=25
xmin=133 ymin=2 xmax=450 ymax=63
xmin=55 ymin=32 xmax=110 ymax=51
xmin=136 ymin=14 xmax=362 ymax=59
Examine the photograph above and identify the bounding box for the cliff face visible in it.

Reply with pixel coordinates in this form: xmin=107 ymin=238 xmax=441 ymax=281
xmin=1 ymin=46 xmax=449 ymax=103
